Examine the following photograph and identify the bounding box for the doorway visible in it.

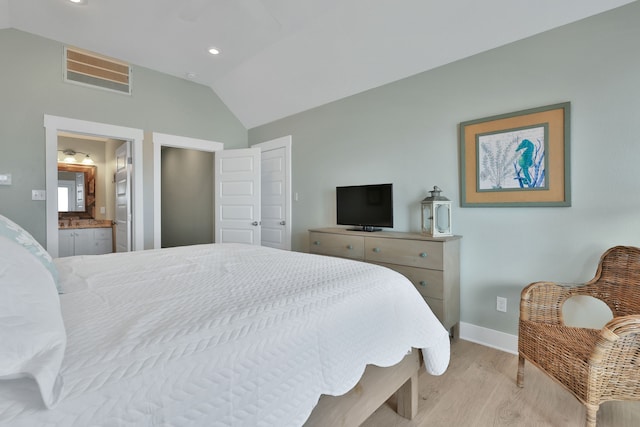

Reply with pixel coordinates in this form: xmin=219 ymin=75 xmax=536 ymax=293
xmin=44 ymin=115 xmax=144 ymax=257
xmin=152 ymin=133 xmax=292 ymax=250
xmin=56 ymin=133 xmax=122 ymax=221
xmin=160 ymin=147 xmax=215 ymax=247
xmin=152 ymin=132 xmax=224 ymax=249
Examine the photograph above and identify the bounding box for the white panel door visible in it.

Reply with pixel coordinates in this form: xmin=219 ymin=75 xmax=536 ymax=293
xmin=214 ymin=148 xmax=261 ymax=244
xmin=255 ymin=136 xmax=291 ymax=250
xmin=114 ymin=142 xmax=131 ymax=252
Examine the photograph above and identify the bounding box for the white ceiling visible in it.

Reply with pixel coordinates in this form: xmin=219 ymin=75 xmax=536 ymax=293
xmin=1 ymin=0 xmax=636 ymax=128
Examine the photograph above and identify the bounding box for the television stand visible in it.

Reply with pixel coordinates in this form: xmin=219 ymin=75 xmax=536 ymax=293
xmin=348 ymin=226 xmax=381 ymax=232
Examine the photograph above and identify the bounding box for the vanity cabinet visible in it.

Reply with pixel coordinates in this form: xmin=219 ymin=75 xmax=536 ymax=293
xmin=58 ymin=227 xmax=113 ymax=257
xmin=309 ymin=227 xmax=461 ymax=337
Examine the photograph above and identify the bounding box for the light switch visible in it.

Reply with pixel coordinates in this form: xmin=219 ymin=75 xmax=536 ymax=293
xmin=32 ymin=190 xmax=46 ymax=200
xmin=0 ymin=173 xmax=11 ymax=185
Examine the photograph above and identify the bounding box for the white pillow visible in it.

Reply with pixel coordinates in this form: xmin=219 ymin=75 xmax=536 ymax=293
xmin=0 ymin=214 xmax=60 ymax=293
xmin=0 ymin=235 xmax=66 ymax=408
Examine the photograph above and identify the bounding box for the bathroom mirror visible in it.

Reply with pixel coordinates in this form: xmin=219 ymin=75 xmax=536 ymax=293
xmin=58 ymin=163 xmax=96 ymax=219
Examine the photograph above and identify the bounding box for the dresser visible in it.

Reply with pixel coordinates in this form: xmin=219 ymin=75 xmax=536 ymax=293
xmin=309 ymin=227 xmax=461 ymax=338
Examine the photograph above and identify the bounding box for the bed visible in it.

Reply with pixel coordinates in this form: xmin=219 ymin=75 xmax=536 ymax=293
xmin=0 ymin=214 xmax=450 ymax=426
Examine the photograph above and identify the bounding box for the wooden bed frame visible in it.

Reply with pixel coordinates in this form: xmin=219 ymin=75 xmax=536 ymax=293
xmin=304 ymin=348 xmax=421 ymax=426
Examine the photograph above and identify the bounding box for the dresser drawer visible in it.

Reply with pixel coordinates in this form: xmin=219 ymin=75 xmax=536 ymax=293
xmin=379 ymin=263 xmax=444 ymax=300
xmin=309 ymin=232 xmax=364 ymax=260
xmin=364 ymin=237 xmax=443 ymax=270
xmin=309 ymin=228 xmax=460 ymax=337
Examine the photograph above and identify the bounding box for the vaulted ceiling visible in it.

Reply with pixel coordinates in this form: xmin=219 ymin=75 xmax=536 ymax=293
xmin=1 ymin=0 xmax=635 ymax=128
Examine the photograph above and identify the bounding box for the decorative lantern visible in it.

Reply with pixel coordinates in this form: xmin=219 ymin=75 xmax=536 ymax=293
xmin=421 ymin=186 xmax=452 ymax=237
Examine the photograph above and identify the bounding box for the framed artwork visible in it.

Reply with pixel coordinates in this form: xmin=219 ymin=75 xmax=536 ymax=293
xmin=459 ymin=102 xmax=571 ymax=207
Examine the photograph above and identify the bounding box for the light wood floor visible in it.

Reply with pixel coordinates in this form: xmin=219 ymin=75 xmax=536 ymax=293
xmin=361 ymin=339 xmax=640 ymax=427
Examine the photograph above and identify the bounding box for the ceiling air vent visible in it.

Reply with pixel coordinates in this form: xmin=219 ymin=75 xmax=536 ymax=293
xmin=64 ymin=46 xmax=131 ymax=94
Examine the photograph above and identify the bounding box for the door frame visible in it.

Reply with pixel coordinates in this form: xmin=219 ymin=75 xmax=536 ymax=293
xmin=152 ymin=132 xmax=224 ymax=249
xmin=44 ymin=115 xmax=144 ymax=257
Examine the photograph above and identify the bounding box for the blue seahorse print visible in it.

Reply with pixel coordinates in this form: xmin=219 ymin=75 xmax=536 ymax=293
xmin=516 ymin=139 xmax=534 ymax=185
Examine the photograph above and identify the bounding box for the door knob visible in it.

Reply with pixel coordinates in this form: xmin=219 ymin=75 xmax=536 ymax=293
xmin=279 ymin=220 xmax=286 ymax=225
xmin=251 ymin=221 xmax=259 ymax=226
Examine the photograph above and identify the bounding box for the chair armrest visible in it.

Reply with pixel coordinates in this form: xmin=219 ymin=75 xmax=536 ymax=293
xmin=520 ymin=281 xmax=576 ymax=324
xmin=602 ymin=315 xmax=640 ymax=338
xmin=591 ymin=315 xmax=640 ymax=365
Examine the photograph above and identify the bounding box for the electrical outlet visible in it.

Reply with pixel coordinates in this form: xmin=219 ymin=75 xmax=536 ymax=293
xmin=496 ymin=296 xmax=507 ymax=312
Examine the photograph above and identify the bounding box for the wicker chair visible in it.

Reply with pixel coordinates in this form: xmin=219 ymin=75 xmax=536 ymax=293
xmin=517 ymin=245 xmax=640 ymax=427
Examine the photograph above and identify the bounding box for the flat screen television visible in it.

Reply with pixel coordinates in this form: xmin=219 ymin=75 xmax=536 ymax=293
xmin=336 ymin=183 xmax=393 ymax=232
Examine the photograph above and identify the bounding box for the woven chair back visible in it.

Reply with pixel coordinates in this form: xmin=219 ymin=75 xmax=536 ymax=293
xmin=575 ymin=246 xmax=640 ymax=317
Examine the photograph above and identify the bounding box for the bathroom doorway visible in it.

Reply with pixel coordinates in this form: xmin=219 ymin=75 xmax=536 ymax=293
xmin=44 ymin=115 xmax=144 ymax=257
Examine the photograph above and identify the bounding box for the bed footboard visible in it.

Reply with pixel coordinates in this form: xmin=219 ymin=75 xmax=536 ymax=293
xmin=304 ymin=348 xmax=421 ymax=426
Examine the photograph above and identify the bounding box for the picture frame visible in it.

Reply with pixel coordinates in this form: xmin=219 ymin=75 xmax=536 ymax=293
xmin=459 ymin=102 xmax=571 ymax=207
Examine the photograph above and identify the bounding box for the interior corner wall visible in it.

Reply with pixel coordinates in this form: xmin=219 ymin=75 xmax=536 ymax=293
xmin=0 ymin=28 xmax=247 ymax=249
xmin=248 ymin=2 xmax=640 ymax=336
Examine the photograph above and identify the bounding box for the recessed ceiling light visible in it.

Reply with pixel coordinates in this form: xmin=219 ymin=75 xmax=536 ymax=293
xmin=69 ymin=0 xmax=88 ymax=4
xmin=208 ymin=47 xmax=220 ymax=55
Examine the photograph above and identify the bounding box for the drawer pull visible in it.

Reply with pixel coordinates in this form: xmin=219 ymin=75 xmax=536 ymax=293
xmin=347 ymin=244 xmax=353 ymax=250
xmin=419 ymin=280 xmax=428 ymax=287
xmin=373 ymin=247 xmax=381 ymax=253
xmin=419 ymin=252 xmax=427 ymax=258
xmin=313 ymin=241 xmax=320 ymax=246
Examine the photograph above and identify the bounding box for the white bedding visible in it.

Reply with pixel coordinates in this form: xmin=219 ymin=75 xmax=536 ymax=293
xmin=0 ymin=243 xmax=449 ymax=426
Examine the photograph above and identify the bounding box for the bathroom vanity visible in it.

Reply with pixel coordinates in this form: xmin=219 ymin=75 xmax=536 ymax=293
xmin=58 ymin=162 xmax=114 ymax=257
xmin=58 ymin=220 xmax=114 ymax=257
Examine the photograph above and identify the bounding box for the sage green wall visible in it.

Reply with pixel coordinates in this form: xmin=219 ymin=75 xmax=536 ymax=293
xmin=249 ymin=3 xmax=640 ymax=335
xmin=0 ymin=29 xmax=247 ymax=248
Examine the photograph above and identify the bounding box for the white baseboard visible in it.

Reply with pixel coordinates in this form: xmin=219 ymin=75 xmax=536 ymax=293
xmin=459 ymin=322 xmax=518 ymax=355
